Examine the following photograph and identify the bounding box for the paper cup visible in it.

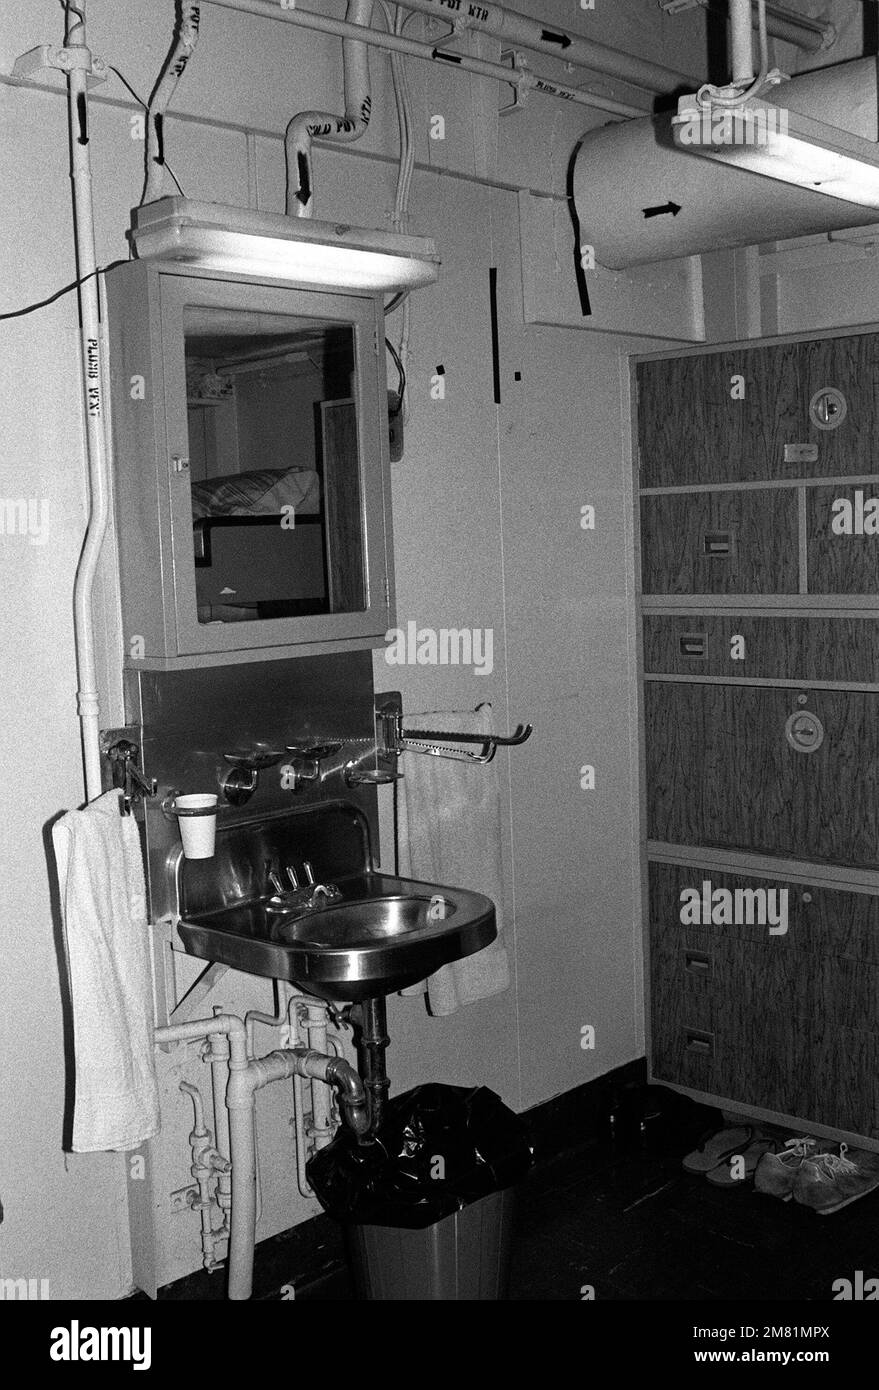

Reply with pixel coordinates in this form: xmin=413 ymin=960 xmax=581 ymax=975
xmin=174 ymin=794 xmax=218 ymax=859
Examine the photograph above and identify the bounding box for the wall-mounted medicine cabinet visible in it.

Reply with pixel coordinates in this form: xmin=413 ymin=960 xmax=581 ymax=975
xmin=105 ymin=262 xmax=394 ymax=669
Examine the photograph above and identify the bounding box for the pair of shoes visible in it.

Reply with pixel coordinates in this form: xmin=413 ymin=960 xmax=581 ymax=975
xmin=706 ymin=1136 xmax=775 ymax=1188
xmin=754 ymin=1136 xmax=823 ymax=1201
xmin=795 ymin=1143 xmax=879 ymax=1215
xmin=756 ymin=1137 xmax=879 ymax=1213
xmin=682 ymin=1125 xmax=754 ymax=1174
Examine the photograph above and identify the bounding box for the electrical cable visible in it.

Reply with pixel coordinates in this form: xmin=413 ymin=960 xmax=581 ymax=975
xmin=385 ymin=336 xmax=406 ymax=414
xmin=379 ymin=2 xmax=416 ymax=417
xmin=697 ymin=0 xmax=785 ymax=109
xmin=109 ymin=65 xmax=187 ymax=195
xmin=0 ymin=261 xmax=127 ymax=320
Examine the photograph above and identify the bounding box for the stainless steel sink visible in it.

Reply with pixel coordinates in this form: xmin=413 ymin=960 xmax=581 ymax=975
xmin=174 ymin=805 xmax=496 ymax=1002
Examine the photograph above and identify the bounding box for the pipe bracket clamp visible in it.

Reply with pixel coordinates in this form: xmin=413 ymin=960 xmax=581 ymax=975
xmin=11 ymin=44 xmax=107 ymax=86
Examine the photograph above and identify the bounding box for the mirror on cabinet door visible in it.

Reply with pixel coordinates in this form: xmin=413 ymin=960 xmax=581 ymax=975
xmin=105 ymin=264 xmax=393 ymax=668
xmin=184 ymin=306 xmax=366 ymax=625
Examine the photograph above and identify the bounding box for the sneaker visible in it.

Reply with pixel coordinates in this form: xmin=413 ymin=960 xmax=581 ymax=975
xmin=754 ymin=1137 xmax=821 ymax=1202
xmin=793 ymin=1143 xmax=879 ymax=1215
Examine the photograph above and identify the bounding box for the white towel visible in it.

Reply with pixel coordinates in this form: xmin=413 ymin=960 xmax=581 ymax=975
xmin=397 ymin=705 xmax=511 ymax=1016
xmin=52 ymin=790 xmax=160 ymax=1152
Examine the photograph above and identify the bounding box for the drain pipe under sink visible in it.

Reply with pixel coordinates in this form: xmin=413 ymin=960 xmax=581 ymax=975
xmin=155 ymin=1015 xmax=369 ymax=1300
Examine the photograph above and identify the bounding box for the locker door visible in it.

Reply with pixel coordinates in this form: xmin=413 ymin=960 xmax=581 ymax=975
xmin=640 ymin=490 xmax=799 ymax=594
xmin=645 ymin=683 xmax=879 ymax=867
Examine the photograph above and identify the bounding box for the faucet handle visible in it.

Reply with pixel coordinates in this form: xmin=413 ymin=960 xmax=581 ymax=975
xmin=302 ymin=860 xmax=315 ymax=885
xmin=265 ymin=860 xmax=285 ymax=896
xmin=285 ymin=866 xmax=299 ymax=890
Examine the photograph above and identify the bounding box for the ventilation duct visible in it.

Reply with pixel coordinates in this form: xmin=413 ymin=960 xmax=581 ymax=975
xmin=572 ymin=58 xmax=879 ymax=269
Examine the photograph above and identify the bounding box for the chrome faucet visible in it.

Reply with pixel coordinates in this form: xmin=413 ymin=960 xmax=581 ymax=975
xmin=307 ymin=883 xmax=341 ymax=908
xmin=265 ymin=858 xmax=339 ymax=909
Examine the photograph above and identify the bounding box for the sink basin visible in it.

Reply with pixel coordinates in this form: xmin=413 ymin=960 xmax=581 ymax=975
xmin=178 ymin=872 xmax=495 ymax=1001
xmin=174 ymin=806 xmax=496 ymax=1001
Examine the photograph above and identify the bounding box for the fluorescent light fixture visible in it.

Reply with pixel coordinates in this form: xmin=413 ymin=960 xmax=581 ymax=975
xmin=129 ymin=198 xmax=440 ymax=292
xmin=671 ymin=95 xmax=879 ymax=209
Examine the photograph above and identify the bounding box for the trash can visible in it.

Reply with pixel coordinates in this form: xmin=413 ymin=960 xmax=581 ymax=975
xmin=307 ymin=1083 xmax=533 ymax=1301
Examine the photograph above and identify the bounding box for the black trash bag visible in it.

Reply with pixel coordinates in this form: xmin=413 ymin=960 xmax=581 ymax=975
xmin=307 ymin=1083 xmax=534 ymax=1229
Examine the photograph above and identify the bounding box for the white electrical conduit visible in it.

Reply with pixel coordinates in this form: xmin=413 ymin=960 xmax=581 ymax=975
xmin=730 ymin=0 xmax=755 ymax=85
xmin=286 ymin=0 xmax=374 ymax=217
xmin=65 ymin=2 xmax=110 ymax=803
xmin=142 ymin=1 xmax=201 ymax=205
xmin=203 ymin=0 xmax=648 ymax=119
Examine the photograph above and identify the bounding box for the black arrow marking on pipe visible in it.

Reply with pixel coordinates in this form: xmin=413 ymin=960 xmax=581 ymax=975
xmin=541 ymin=29 xmax=572 ymax=49
xmin=76 ymin=92 xmax=89 ymax=145
xmin=432 ymin=48 xmax=463 ymax=64
xmin=297 ymin=152 xmax=312 ymax=208
xmin=643 ymin=201 xmax=681 ymax=219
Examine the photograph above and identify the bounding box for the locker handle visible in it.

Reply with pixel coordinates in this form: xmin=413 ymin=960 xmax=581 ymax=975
xmin=703 ymin=532 xmax=734 ymax=558
xmin=679 ymin=632 xmax=707 ymax=659
xmin=684 ymin=1028 xmax=714 ymax=1057
xmin=684 ymin=949 xmax=712 ymax=977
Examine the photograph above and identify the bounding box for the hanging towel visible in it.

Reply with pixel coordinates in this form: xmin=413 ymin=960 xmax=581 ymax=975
xmin=397 ymin=705 xmax=511 ymax=1016
xmin=52 ymin=790 xmax=160 ymax=1152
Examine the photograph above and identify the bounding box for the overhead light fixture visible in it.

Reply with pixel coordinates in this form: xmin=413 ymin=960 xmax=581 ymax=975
xmin=671 ymin=95 xmax=879 ymax=209
xmin=129 ymin=198 xmax=440 ymax=292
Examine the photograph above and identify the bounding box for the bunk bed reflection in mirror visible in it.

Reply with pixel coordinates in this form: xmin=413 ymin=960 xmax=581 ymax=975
xmin=183 ymin=305 xmax=367 ymax=625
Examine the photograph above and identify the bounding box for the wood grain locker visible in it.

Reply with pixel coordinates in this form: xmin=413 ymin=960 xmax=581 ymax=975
xmin=649 ymin=861 xmax=879 ymax=966
xmin=645 ymin=683 xmax=879 ymax=867
xmin=800 ymin=336 xmax=879 ymax=480
xmin=637 ymin=343 xmax=802 ymax=488
xmin=640 ymin=490 xmax=799 ymax=594
xmin=648 ymin=864 xmax=879 ymax=1132
xmin=807 ymin=483 xmax=879 ymax=594
xmin=637 ymin=333 xmax=879 ymax=489
xmin=643 ymin=615 xmax=879 ymax=683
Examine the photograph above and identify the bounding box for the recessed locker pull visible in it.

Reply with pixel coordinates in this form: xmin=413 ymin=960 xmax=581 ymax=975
xmin=679 ymin=632 xmax=707 ymax=659
xmin=703 ymin=531 xmax=733 ymax=558
xmin=683 ymin=949 xmax=712 ymax=977
xmin=784 ymin=442 xmax=818 ymax=465
xmin=684 ymin=1028 xmax=714 ymax=1057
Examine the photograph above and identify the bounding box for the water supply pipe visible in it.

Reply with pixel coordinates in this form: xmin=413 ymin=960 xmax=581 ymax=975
xmin=179 ymin=1081 xmax=230 ymax=1272
xmin=204 ymin=0 xmax=649 ymax=119
xmin=286 ymin=0 xmax=374 ymax=216
xmin=155 ymin=1014 xmax=368 ymax=1299
xmin=206 ymin=1014 xmax=233 ymax=1230
xmin=142 ymin=1 xmax=201 ymax=204
xmin=63 ymin=2 xmax=111 ymax=803
xmin=299 ymin=1001 xmax=336 ymax=1150
xmin=391 ymin=0 xmax=699 ymax=90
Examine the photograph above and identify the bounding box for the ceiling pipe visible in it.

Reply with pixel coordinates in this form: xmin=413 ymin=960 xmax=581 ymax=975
xmin=729 ymin=0 xmax=755 ymax=84
xmin=64 ymin=1 xmax=111 ymax=803
xmin=142 ymin=1 xmax=201 ymax=204
xmin=202 ymin=0 xmax=648 ymax=118
xmin=392 ymin=0 xmax=699 ymax=91
xmin=757 ymin=3 xmax=836 ymax=53
xmin=286 ymin=0 xmax=374 ymax=217
xmin=684 ymin=1 xmax=836 ymax=54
